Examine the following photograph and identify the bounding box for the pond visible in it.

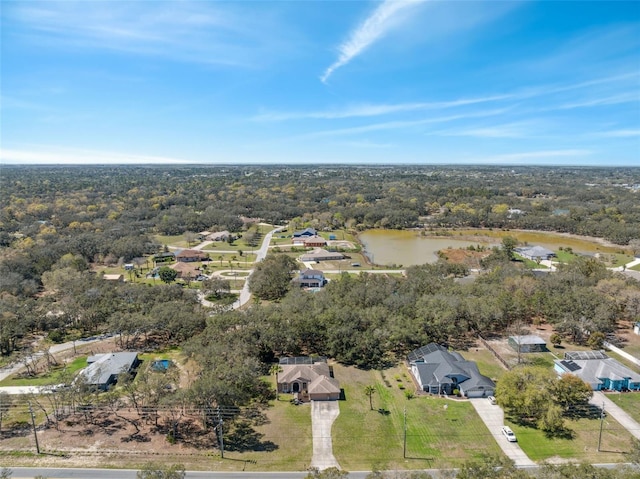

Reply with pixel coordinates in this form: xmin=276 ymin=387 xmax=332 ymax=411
xmin=359 ymin=228 xmax=628 ymax=268
xmin=358 ymin=230 xmax=498 ymax=267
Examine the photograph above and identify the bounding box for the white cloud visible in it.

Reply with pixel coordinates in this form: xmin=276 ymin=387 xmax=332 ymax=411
xmin=6 ymin=1 xmax=282 ymax=67
xmin=320 ymin=0 xmax=425 ymax=83
xmin=494 ymin=149 xmax=592 ymax=161
xmin=296 ymin=107 xmax=511 ymax=139
xmin=252 ymin=94 xmax=512 ymax=121
xmin=0 ymin=147 xmax=192 ymax=165
xmin=595 ymin=129 xmax=640 ymax=138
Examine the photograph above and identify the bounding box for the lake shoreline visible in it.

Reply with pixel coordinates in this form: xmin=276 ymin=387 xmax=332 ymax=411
xmin=357 ymin=227 xmax=632 ymax=268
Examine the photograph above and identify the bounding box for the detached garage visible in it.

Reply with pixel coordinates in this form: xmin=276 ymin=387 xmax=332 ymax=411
xmin=508 ymin=335 xmax=547 ymax=353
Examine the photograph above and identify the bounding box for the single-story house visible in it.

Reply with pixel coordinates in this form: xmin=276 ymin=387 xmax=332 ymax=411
xmin=300 ymin=248 xmax=345 ymax=262
xmin=278 ymin=357 xmax=340 ymax=402
xmin=514 ymin=246 xmax=556 ymax=261
xmin=197 ymin=231 xmax=212 ymax=241
xmin=175 ymin=249 xmax=208 ymax=262
xmin=293 ymin=269 xmax=326 ymax=288
xmin=79 ymin=352 xmax=140 ymax=391
xmin=170 ymin=262 xmax=201 ymax=279
xmin=207 ymin=230 xmax=233 ymax=242
xmin=103 ymin=274 xmax=124 ymax=282
xmin=294 ymin=235 xmax=327 ymax=247
xmin=407 ymin=343 xmax=495 ymax=398
xmin=508 ymin=335 xmax=547 ymax=353
xmin=554 ymin=351 xmax=640 ymax=391
xmin=293 ymin=227 xmax=317 ymax=238
xmin=153 ymin=252 xmax=175 ymax=264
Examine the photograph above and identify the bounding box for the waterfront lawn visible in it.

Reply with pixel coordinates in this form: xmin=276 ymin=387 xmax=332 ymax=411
xmin=331 ymin=364 xmax=504 ymax=471
xmin=514 ymin=254 xmax=547 ymax=269
xmin=507 ymin=414 xmax=633 ymax=463
xmin=553 ymin=250 xmax=579 ymax=263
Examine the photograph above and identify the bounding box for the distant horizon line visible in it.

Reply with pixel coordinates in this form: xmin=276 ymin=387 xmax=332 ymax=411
xmin=1 ymin=162 xmax=639 ymax=169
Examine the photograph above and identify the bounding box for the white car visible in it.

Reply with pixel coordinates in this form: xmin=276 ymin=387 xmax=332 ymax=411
xmin=501 ymin=426 xmax=517 ymax=442
xmin=488 ymin=395 xmax=497 ymax=405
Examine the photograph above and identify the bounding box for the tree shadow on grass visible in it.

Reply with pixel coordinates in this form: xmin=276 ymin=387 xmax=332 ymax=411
xmin=224 ymin=421 xmax=278 ymax=452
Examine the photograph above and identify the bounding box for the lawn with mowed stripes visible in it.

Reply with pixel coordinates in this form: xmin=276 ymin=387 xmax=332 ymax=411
xmin=331 ymin=363 xmax=504 ymax=471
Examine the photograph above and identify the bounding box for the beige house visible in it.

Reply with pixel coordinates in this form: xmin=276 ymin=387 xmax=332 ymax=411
xmin=170 ymin=262 xmax=200 ymax=279
xmin=278 ymin=358 xmax=340 ymax=402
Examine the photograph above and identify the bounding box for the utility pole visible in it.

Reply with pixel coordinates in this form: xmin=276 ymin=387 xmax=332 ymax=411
xmin=403 ymin=407 xmax=407 ymax=458
xmin=28 ymin=402 xmax=40 ymax=454
xmin=216 ymin=406 xmax=225 ymax=459
xmin=597 ymin=402 xmax=605 ymax=452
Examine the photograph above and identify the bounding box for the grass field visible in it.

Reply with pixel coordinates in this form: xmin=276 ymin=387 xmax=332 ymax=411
xmin=631 ymin=263 xmax=640 ymax=272
xmin=331 ymin=364 xmax=504 ymax=470
xmin=553 ymin=250 xmax=579 ymax=263
xmin=456 ymin=348 xmax=508 ymax=382
xmin=514 ymin=255 xmax=547 ymax=269
xmin=220 ymin=379 xmax=313 ymax=471
xmin=605 ymin=392 xmax=640 ymax=424
xmin=0 ymin=356 xmax=87 ymax=387
xmin=507 ymin=414 xmax=634 ymax=462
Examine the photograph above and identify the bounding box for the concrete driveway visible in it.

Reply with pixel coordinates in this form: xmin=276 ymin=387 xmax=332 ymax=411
xmin=590 ymin=391 xmax=640 ymax=440
xmin=470 ymin=398 xmax=536 ymax=467
xmin=310 ymin=400 xmax=340 ymax=470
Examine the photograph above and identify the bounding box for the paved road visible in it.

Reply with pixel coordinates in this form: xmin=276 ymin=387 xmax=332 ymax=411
xmin=0 ymin=334 xmax=111 ymax=384
xmin=469 ymin=398 xmax=536 ymax=467
xmin=310 ymin=400 xmax=340 ymax=470
xmin=233 ymin=226 xmax=283 ymax=309
xmin=590 ymin=391 xmax=640 ymax=440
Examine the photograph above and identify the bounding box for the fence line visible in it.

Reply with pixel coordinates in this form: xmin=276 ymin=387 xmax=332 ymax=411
xmin=477 ymin=334 xmax=511 ymax=370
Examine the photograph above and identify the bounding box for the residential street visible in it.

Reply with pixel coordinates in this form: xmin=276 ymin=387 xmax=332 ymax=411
xmin=469 ymin=398 xmax=536 ymax=467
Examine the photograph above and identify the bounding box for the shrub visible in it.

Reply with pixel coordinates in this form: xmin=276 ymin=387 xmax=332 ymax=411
xmin=404 ymin=391 xmax=414 ymax=400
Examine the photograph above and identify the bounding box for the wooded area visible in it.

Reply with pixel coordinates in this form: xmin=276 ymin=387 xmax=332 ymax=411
xmin=0 ymin=165 xmax=639 ymax=445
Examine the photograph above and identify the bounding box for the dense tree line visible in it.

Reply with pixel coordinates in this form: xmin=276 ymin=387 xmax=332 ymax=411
xmin=185 ymin=256 xmax=640 ymax=375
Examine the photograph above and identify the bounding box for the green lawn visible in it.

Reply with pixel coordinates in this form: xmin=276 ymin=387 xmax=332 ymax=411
xmin=514 ymin=254 xmax=547 ymax=269
xmin=456 ymin=348 xmax=508 ymax=382
xmin=0 ymin=356 xmax=87 ymax=387
xmin=507 ymin=414 xmax=633 ymax=462
xmin=153 ymin=234 xmax=191 ymax=248
xmin=221 ymin=377 xmax=312 ymax=471
xmin=630 ymin=263 xmax=640 ymax=272
xmin=331 ymin=364 xmax=504 ymax=470
xmin=606 ymin=392 xmax=640 ymax=424
xmin=553 ymin=250 xmax=579 ymax=263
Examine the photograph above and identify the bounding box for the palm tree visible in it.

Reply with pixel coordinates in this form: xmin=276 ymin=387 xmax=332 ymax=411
xmin=270 ymin=364 xmax=283 ymax=400
xmin=364 ymin=385 xmax=376 ymax=411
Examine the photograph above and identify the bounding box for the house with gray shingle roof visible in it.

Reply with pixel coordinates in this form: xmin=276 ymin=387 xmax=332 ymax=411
xmin=79 ymin=352 xmax=140 ymax=391
xmin=408 ymin=343 xmax=495 ymax=398
xmin=515 ymin=245 xmax=555 ymax=261
xmin=554 ymin=351 xmax=640 ymax=391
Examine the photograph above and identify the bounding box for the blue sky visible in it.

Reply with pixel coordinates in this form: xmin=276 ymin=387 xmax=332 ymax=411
xmin=1 ymin=0 xmax=639 ymax=165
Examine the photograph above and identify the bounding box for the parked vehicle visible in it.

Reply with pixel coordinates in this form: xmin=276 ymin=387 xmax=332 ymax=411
xmin=501 ymin=426 xmax=517 ymax=442
xmin=488 ymin=395 xmax=497 ymax=405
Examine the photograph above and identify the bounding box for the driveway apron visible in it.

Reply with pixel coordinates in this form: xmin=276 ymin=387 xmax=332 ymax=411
xmin=470 ymin=398 xmax=536 ymax=467
xmin=310 ymin=400 xmax=340 ymax=470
